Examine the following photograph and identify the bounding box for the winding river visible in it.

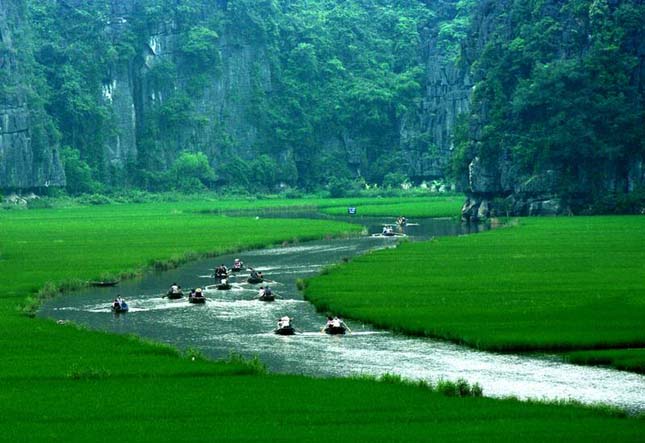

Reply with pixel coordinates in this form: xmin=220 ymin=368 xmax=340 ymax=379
xmin=39 ymin=216 xmax=645 ymax=412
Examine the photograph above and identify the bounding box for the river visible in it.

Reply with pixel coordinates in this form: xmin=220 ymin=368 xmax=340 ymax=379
xmin=39 ymin=216 xmax=645 ymax=412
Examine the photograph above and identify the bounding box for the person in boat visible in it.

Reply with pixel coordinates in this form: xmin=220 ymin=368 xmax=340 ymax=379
xmin=382 ymin=225 xmax=393 ymax=235
xmin=250 ymin=268 xmax=259 ymax=279
xmin=113 ymin=296 xmax=125 ymax=310
xmin=170 ymin=283 xmax=181 ymax=294
xmin=233 ymin=258 xmax=243 ymax=270
xmin=257 ymin=271 xmax=264 ymax=280
xmin=258 ymin=286 xmax=265 ymax=298
xmin=219 ymin=278 xmax=228 ymax=286
xmin=277 ymin=316 xmax=291 ymax=329
xmin=264 ymin=286 xmax=272 ymax=297
xmin=189 ymin=288 xmax=196 ymax=297
xmin=215 ymin=265 xmax=227 ymax=279
xmin=194 ymin=288 xmax=203 ymax=298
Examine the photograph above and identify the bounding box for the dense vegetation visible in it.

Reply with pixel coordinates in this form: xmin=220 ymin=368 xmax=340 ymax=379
xmin=23 ymin=0 xmax=460 ymax=194
xmin=0 ymin=201 xmax=643 ymax=441
xmin=3 ymin=0 xmax=643 ymax=213
xmin=304 ymin=216 xmax=645 ymax=370
xmin=453 ymin=0 xmax=645 ymax=209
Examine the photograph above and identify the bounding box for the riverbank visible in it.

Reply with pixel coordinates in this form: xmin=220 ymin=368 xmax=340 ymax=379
xmin=304 ymin=216 xmax=645 ymax=373
xmin=1 ymin=201 xmax=644 ymax=440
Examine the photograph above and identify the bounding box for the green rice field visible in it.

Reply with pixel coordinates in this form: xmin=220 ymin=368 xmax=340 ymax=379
xmin=1 ymin=201 xmax=643 ymax=440
xmin=304 ymin=216 xmax=645 ymax=365
xmin=319 ymin=196 xmax=463 ymax=218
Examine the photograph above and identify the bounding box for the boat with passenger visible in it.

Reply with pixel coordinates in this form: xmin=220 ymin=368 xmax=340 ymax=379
xmin=274 ymin=316 xmax=295 ymax=335
xmin=111 ymin=297 xmax=128 ymax=313
xmin=188 ymin=288 xmax=206 ymax=304
xmin=322 ymin=316 xmax=351 ymax=335
xmin=231 ymin=258 xmax=244 ymax=273
xmin=166 ymin=283 xmax=183 ymax=299
xmin=247 ymin=268 xmax=264 ymax=284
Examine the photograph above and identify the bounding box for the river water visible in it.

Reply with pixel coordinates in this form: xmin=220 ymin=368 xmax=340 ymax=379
xmin=39 ymin=216 xmax=645 ymax=412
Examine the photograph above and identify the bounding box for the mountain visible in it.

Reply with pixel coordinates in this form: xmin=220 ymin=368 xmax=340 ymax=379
xmin=2 ymin=0 xmax=643 ymax=215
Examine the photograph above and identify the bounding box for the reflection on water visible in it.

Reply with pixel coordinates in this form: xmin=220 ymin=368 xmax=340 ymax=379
xmin=39 ymin=217 xmax=645 ymax=412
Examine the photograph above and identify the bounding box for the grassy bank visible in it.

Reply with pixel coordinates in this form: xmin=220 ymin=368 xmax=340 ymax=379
xmin=565 ymin=349 xmax=645 ymax=374
xmin=319 ymin=195 xmax=463 ymax=218
xmin=1 ymin=202 xmax=643 ymax=440
xmin=304 ymin=216 xmax=645 ymax=368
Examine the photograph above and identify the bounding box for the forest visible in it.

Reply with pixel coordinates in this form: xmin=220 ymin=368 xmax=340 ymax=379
xmin=1 ymin=0 xmax=644 ymax=213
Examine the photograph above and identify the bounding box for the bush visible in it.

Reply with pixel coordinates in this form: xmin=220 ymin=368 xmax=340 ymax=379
xmin=61 ymin=147 xmax=101 ymax=195
xmin=382 ymin=171 xmax=410 ymax=189
xmin=171 ymin=151 xmax=217 ymax=193
xmin=435 ymin=378 xmax=483 ymax=397
xmin=77 ymin=194 xmax=113 ymax=205
xmin=328 ymin=177 xmax=362 ymax=198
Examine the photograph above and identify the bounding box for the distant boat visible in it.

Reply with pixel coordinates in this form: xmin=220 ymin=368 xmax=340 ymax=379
xmin=217 ymin=281 xmax=232 ymax=290
xmin=188 ymin=295 xmax=206 ymax=304
xmin=166 ymin=290 xmax=183 ymax=300
xmin=274 ymin=325 xmax=295 ymax=335
xmin=323 ymin=325 xmax=347 ymax=335
xmin=90 ymin=280 xmax=119 ymax=287
xmin=111 ymin=301 xmax=128 ymax=313
xmin=258 ymin=293 xmax=275 ymax=302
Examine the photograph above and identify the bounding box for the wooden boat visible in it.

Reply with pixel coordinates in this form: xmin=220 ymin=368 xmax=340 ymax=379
xmin=216 ymin=282 xmax=232 ymax=290
xmin=258 ymin=293 xmax=275 ymax=302
xmin=247 ymin=277 xmax=264 ymax=284
xmin=324 ymin=325 xmax=347 ymax=335
xmin=231 ymin=265 xmax=243 ymax=273
xmin=90 ymin=280 xmax=119 ymax=287
xmin=166 ymin=291 xmax=183 ymax=300
xmin=111 ymin=302 xmax=128 ymax=313
xmin=274 ymin=325 xmax=295 ymax=336
xmin=188 ymin=295 xmax=206 ymax=304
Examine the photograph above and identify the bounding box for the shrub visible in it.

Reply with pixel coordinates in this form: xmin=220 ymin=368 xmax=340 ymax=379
xmin=61 ymin=147 xmax=101 ymax=195
xmin=435 ymin=378 xmax=483 ymax=397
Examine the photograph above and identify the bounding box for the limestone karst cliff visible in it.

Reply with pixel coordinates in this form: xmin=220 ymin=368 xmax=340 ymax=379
xmin=0 ymin=0 xmax=64 ymax=189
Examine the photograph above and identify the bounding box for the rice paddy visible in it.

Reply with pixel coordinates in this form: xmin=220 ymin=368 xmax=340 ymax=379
xmin=1 ymin=201 xmax=643 ymax=440
xmin=304 ymin=216 xmax=645 ymax=360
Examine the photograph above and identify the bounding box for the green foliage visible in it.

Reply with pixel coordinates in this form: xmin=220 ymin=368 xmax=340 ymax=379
xmin=382 ymin=171 xmax=410 ymax=189
xmin=565 ymin=349 xmax=645 ymax=374
xmin=178 ymin=26 xmax=221 ymax=71
xmin=305 ymin=216 xmax=645 ymax=355
xmin=327 ymin=177 xmax=360 ymax=198
xmin=435 ymin=378 xmax=483 ymax=397
xmin=457 ymin=0 xmax=645 ymax=205
xmin=60 ymin=147 xmax=101 ymax=195
xmin=0 ymin=202 xmax=643 ymax=440
xmin=171 ymin=151 xmax=217 ymax=193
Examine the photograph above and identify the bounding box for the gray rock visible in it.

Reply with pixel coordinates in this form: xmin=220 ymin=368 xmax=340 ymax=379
xmin=0 ymin=0 xmax=64 ymax=190
xmin=468 ymin=156 xmax=499 ymax=194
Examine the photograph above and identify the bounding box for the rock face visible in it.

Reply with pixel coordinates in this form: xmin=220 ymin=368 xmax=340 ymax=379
xmin=459 ymin=0 xmax=645 ymax=219
xmin=98 ymin=1 xmax=468 ymax=182
xmin=400 ymin=2 xmax=473 ymax=181
xmin=0 ymin=0 xmax=475 ymax=191
xmin=0 ymin=0 xmax=64 ymax=190
xmin=99 ymin=1 xmax=273 ymax=171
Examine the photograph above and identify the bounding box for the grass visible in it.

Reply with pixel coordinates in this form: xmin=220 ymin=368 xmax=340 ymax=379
xmin=304 ymin=216 xmax=645 ymax=360
xmin=0 ymin=201 xmax=643 ymax=440
xmin=319 ymin=195 xmax=464 ymax=218
xmin=565 ymin=349 xmax=645 ymax=374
